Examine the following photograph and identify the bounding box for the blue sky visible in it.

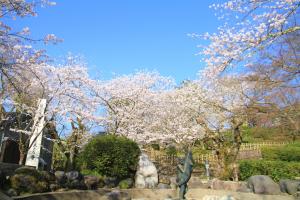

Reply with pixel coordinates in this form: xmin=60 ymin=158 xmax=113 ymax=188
xmin=11 ymin=0 xmax=224 ymax=83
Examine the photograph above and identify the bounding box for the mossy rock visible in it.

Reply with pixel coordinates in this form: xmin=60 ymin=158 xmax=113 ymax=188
xmin=14 ymin=167 xmax=41 ymax=179
xmin=10 ymin=169 xmax=50 ymax=195
xmin=118 ymin=178 xmax=133 ymax=189
xmin=39 ymin=170 xmax=55 ymax=182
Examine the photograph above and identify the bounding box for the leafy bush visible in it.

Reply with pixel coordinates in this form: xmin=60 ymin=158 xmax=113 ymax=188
xmin=77 ymin=134 xmax=140 ymax=179
xmin=51 ymin=142 xmax=67 ymax=171
xmin=262 ymin=144 xmax=300 ymax=162
xmin=118 ymin=179 xmax=130 ymax=189
xmin=239 ymin=160 xmax=300 ymax=182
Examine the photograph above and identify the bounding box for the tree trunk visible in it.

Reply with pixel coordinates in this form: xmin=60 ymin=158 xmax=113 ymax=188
xmin=19 ymin=151 xmax=27 ymax=165
xmin=231 ymin=122 xmax=243 ymax=181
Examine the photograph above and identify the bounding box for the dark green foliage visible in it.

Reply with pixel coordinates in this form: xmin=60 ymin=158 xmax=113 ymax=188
xmin=51 ymin=142 xmax=67 ymax=171
xmin=239 ymin=160 xmax=300 ymax=182
xmin=262 ymin=143 xmax=300 ymax=162
xmin=118 ymin=179 xmax=133 ymax=189
xmin=77 ymin=134 xmax=140 ymax=179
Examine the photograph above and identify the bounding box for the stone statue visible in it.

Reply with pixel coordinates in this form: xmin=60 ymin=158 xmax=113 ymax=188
xmin=177 ymin=150 xmax=194 ymax=200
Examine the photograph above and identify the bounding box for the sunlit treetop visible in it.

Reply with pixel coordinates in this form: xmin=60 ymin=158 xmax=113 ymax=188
xmin=192 ymin=0 xmax=300 ymax=78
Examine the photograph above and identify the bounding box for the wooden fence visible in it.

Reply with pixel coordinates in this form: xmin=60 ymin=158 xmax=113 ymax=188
xmin=146 ymin=141 xmax=290 ymax=166
xmin=239 ymin=141 xmax=290 ymax=151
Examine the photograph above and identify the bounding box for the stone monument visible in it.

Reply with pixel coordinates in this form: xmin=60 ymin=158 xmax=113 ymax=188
xmin=25 ymin=99 xmax=47 ymax=169
xmin=135 ymin=152 xmax=158 ymax=188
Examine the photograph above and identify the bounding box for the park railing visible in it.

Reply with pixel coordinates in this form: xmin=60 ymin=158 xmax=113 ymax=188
xmin=239 ymin=141 xmax=289 ymax=151
xmin=145 ymin=141 xmax=290 ymax=166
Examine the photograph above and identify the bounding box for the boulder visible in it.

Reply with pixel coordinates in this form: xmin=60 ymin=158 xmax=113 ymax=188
xmin=157 ymin=183 xmax=171 ymax=189
xmin=10 ymin=173 xmax=48 ymax=194
xmin=279 ymin=179 xmax=300 ymax=195
xmin=39 ymin=170 xmax=55 ymax=182
xmin=14 ymin=167 xmax=40 ymax=180
xmin=6 ymin=188 xmax=18 ymax=197
xmin=209 ymin=179 xmax=248 ymax=192
xmin=84 ymin=175 xmax=99 ymax=190
xmin=49 ymin=183 xmax=60 ymax=192
xmin=65 ymin=179 xmax=85 ymax=189
xmin=188 ymin=176 xmax=206 ymax=189
xmin=236 ymin=182 xmax=252 ymax=193
xmin=135 ymin=153 xmax=158 ymax=188
xmin=104 ymin=177 xmax=119 ymax=188
xmin=65 ymin=171 xmax=83 ymax=182
xmin=55 ymin=171 xmax=66 ymax=185
xmin=247 ymin=175 xmax=281 ymax=195
xmin=105 ymin=190 xmax=131 ymax=200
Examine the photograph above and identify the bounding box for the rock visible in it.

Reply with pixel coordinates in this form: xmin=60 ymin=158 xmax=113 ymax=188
xmin=118 ymin=178 xmax=134 ymax=189
xmin=188 ymin=176 xmax=207 ymax=189
xmin=157 ymin=183 xmax=171 ymax=189
xmin=55 ymin=171 xmax=84 ymax=189
xmin=104 ymin=177 xmax=119 ymax=188
xmin=209 ymin=179 xmax=248 ymax=192
xmin=6 ymin=188 xmax=18 ymax=196
xmin=247 ymin=175 xmax=281 ymax=195
xmin=39 ymin=170 xmax=55 ymax=182
xmin=279 ymin=179 xmax=300 ymax=195
xmin=10 ymin=173 xmax=48 ymax=194
xmin=105 ymin=190 xmax=131 ymax=200
xmin=236 ymin=182 xmax=252 ymax=193
xmin=84 ymin=175 xmax=99 ymax=190
xmin=15 ymin=166 xmax=39 ymax=177
xmin=55 ymin=171 xmax=66 ymax=185
xmin=65 ymin=179 xmax=85 ymax=189
xmin=50 ymin=183 xmax=60 ymax=192
xmin=135 ymin=153 xmax=158 ymax=189
xmin=65 ymin=171 xmax=82 ymax=182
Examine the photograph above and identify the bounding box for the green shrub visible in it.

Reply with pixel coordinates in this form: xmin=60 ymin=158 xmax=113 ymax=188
xmin=77 ymin=134 xmax=140 ymax=179
xmin=239 ymin=160 xmax=300 ymax=182
xmin=118 ymin=179 xmax=130 ymax=189
xmin=51 ymin=142 xmax=67 ymax=171
xmin=262 ymin=145 xmax=300 ymax=162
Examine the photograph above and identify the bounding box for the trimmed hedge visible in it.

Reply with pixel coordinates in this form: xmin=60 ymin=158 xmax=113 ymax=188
xmin=239 ymin=160 xmax=300 ymax=182
xmin=77 ymin=134 xmax=140 ymax=179
xmin=261 ymin=144 xmax=300 ymax=162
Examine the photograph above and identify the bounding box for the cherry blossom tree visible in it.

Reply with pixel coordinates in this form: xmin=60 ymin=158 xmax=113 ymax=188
xmin=194 ymin=0 xmax=300 ymax=77
xmin=89 ymin=71 xmax=177 ymax=144
xmin=172 ymin=75 xmax=254 ymax=179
